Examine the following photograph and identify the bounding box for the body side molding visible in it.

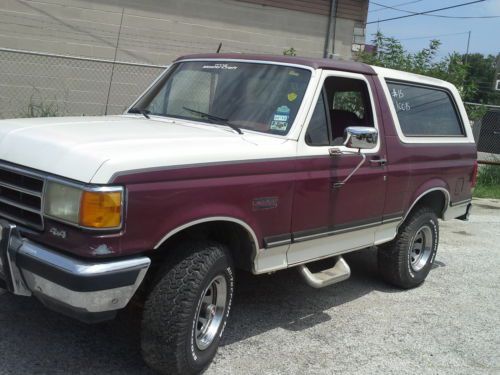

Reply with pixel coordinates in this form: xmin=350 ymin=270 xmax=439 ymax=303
xmin=264 ymin=214 xmax=403 ymax=249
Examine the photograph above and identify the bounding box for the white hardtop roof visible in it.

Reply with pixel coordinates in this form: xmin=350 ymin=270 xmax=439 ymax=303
xmin=371 ymin=65 xmax=456 ymax=91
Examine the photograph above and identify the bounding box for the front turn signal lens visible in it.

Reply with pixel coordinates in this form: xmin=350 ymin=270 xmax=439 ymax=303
xmin=79 ymin=190 xmax=122 ymax=229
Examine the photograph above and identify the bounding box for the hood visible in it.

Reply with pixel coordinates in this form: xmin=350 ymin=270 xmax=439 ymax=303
xmin=0 ymin=115 xmax=293 ymax=183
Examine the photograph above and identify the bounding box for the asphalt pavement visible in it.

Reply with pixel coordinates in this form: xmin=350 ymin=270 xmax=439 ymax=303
xmin=1 ymin=198 xmax=499 ymax=374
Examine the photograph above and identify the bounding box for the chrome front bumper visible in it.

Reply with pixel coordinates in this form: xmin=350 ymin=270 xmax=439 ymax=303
xmin=0 ymin=220 xmax=150 ymax=322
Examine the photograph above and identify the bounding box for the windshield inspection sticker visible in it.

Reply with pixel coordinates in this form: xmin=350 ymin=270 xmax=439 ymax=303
xmin=287 ymin=92 xmax=298 ymax=102
xmin=270 ymin=105 xmax=290 ymax=132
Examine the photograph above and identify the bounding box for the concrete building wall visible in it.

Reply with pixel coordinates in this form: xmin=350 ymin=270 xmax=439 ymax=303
xmin=0 ymin=0 xmax=367 ymax=63
xmin=0 ymin=0 xmax=335 ymax=64
xmin=0 ymin=0 xmax=368 ymax=118
xmin=332 ymin=17 xmax=360 ymax=59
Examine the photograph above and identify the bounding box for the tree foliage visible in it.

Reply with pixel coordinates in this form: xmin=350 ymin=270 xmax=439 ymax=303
xmin=464 ymin=53 xmax=499 ymax=104
xmin=357 ymin=32 xmax=499 ymax=119
xmin=283 ymin=47 xmax=297 ymax=56
xmin=359 ymin=32 xmax=442 ymax=73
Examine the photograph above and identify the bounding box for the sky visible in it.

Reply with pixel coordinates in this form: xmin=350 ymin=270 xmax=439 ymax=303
xmin=366 ymin=0 xmax=500 ymax=58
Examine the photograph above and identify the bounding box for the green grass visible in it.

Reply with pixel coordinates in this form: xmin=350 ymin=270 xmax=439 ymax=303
xmin=473 ymin=163 xmax=500 ymax=199
xmin=473 ymin=183 xmax=500 ymax=199
xmin=22 ymin=98 xmax=59 ymax=118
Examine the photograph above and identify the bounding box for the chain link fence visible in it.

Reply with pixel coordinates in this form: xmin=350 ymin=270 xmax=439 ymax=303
xmin=470 ymin=103 xmax=500 ymax=165
xmin=0 ymin=48 xmax=166 ymax=119
xmin=1 ymin=47 xmax=499 ymax=166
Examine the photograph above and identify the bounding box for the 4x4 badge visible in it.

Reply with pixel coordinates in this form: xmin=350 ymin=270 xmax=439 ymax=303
xmin=49 ymin=227 xmax=66 ymax=239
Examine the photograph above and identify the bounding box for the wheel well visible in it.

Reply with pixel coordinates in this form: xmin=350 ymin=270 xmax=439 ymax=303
xmin=152 ymin=221 xmax=256 ymax=272
xmin=410 ymin=190 xmax=448 ymax=219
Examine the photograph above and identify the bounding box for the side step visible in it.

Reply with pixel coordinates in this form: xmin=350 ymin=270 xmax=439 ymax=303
xmin=298 ymin=256 xmax=351 ymax=288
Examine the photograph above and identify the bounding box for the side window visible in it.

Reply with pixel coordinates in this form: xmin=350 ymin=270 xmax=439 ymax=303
xmin=333 ymin=91 xmax=365 ymax=119
xmin=324 ymin=76 xmax=374 ymax=144
xmin=386 ymin=81 xmax=464 ymax=137
xmin=305 ymin=92 xmax=330 ymax=146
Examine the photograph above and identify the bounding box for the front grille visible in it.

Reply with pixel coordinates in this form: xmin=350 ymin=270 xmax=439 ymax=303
xmin=0 ymin=165 xmax=44 ymax=230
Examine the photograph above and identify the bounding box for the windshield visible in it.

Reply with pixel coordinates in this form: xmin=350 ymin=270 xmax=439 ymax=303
xmin=132 ymin=61 xmax=311 ymax=135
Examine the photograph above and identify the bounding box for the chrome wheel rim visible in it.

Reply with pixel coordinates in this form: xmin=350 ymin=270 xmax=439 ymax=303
xmin=410 ymin=225 xmax=433 ymax=272
xmin=195 ymin=275 xmax=227 ymax=351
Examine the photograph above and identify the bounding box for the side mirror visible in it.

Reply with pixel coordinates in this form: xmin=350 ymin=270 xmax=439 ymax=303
xmin=343 ymin=126 xmax=378 ymax=150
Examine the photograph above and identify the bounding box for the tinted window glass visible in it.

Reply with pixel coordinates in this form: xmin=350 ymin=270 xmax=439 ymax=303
xmin=135 ymin=62 xmax=311 ymax=135
xmin=305 ymin=93 xmax=330 ymax=146
xmin=387 ymin=81 xmax=463 ymax=137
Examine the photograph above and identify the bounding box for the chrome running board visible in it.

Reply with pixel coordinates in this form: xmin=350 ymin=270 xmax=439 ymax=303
xmin=298 ymin=256 xmax=351 ymax=288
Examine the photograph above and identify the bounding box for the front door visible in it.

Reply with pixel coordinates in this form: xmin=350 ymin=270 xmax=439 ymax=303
xmin=288 ymin=71 xmax=387 ymax=265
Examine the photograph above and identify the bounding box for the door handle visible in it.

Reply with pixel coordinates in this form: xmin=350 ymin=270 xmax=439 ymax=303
xmin=369 ymin=157 xmax=387 ymax=166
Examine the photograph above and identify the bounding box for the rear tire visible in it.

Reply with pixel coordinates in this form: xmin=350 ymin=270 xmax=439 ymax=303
xmin=141 ymin=241 xmax=234 ymax=375
xmin=378 ymin=207 xmax=439 ymax=289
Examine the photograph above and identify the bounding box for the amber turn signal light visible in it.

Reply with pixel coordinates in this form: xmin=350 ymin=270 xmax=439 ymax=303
xmin=79 ymin=190 xmax=122 ymax=228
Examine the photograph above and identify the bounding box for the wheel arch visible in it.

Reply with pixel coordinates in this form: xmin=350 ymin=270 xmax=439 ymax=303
xmin=402 ymin=186 xmax=450 ymax=225
xmin=153 ymin=216 xmax=260 ymax=271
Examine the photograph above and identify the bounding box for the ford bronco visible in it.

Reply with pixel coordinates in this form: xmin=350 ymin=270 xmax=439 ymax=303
xmin=0 ymin=54 xmax=476 ymax=374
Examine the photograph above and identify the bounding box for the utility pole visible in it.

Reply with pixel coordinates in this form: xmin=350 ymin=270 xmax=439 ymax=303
xmin=465 ymin=30 xmax=471 ymax=64
xmin=323 ymin=0 xmax=338 ymax=58
xmin=494 ymin=54 xmax=500 ymax=91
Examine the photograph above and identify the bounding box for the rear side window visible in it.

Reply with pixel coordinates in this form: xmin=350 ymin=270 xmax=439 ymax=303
xmin=386 ymin=81 xmax=464 ymax=137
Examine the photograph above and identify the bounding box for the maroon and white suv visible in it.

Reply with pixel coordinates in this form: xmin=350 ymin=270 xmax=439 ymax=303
xmin=0 ymin=54 xmax=477 ymax=374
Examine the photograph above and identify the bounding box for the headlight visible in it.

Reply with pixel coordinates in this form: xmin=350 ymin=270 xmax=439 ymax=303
xmin=45 ymin=182 xmax=82 ymax=224
xmin=44 ymin=181 xmax=123 ymax=229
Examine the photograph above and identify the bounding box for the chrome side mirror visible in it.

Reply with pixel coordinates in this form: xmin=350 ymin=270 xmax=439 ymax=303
xmin=328 ymin=126 xmax=379 ymax=187
xmin=343 ymin=126 xmax=378 ymax=150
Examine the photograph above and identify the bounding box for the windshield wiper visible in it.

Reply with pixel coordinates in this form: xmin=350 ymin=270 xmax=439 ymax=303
xmin=182 ymin=106 xmax=243 ymax=134
xmin=128 ymin=107 xmax=150 ymax=119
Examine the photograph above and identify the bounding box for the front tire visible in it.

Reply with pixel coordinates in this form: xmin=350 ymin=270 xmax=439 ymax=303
xmin=141 ymin=242 xmax=234 ymax=375
xmin=378 ymin=207 xmax=439 ymax=289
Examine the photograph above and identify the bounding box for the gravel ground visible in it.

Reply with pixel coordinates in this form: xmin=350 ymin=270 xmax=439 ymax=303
xmin=1 ymin=198 xmax=499 ymax=375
